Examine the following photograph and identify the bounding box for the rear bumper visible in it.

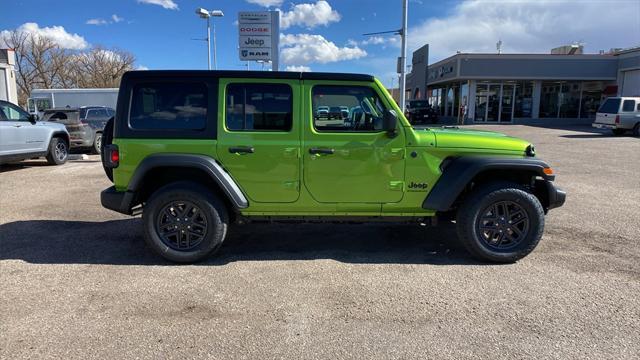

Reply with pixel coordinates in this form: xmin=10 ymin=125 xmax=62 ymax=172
xmin=592 ymin=122 xmax=617 ymax=129
xmin=101 ymin=186 xmax=136 ymax=215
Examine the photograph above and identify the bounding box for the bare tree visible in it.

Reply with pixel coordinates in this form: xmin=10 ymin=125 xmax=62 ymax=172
xmin=2 ymin=28 xmax=136 ymax=106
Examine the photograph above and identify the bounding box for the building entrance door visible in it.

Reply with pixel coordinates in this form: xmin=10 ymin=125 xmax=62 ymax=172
xmin=474 ymin=83 xmax=515 ymax=123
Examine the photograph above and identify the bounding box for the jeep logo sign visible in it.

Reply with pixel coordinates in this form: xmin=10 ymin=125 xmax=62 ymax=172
xmin=240 ymin=36 xmax=271 ymax=48
xmin=238 ymin=11 xmax=279 ymax=68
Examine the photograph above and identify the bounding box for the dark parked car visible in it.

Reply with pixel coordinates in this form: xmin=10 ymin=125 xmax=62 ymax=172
xmin=405 ymin=100 xmax=438 ymax=124
xmin=42 ymin=106 xmax=114 ymax=154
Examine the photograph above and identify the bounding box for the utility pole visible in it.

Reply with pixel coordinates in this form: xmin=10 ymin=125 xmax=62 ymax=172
xmin=399 ymin=0 xmax=408 ymax=111
xmin=206 ymin=17 xmax=211 ymax=70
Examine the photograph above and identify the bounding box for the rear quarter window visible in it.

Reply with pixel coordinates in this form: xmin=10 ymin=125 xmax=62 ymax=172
xmin=621 ymin=100 xmax=635 ymax=112
xmin=129 ymin=82 xmax=208 ymax=130
xmin=598 ymin=98 xmax=621 ymax=114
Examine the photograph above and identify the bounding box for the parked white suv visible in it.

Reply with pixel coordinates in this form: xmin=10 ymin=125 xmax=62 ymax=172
xmin=592 ymin=97 xmax=640 ymax=136
xmin=0 ymin=100 xmax=70 ymax=165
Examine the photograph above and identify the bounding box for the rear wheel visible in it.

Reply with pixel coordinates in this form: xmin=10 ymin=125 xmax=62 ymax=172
xmin=633 ymin=123 xmax=640 ymax=137
xmin=45 ymin=137 xmax=68 ymax=165
xmin=143 ymin=181 xmax=229 ymax=263
xmin=612 ymin=128 xmax=626 ymax=136
xmin=456 ymin=182 xmax=545 ymax=263
xmin=92 ymin=132 xmax=102 ymax=154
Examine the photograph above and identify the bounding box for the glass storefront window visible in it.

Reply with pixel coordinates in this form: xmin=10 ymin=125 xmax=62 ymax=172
xmin=514 ymin=81 xmax=533 ymax=118
xmin=540 ymin=82 xmax=560 ymax=118
xmin=475 ymin=84 xmax=488 ymax=121
xmin=558 ymin=82 xmax=581 ymax=118
xmin=581 ymin=81 xmax=604 ymax=118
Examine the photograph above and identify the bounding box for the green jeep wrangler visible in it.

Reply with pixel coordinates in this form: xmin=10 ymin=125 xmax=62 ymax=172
xmin=100 ymin=70 xmax=565 ymax=263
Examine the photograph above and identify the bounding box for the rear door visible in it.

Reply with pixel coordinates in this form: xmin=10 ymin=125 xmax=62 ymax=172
xmin=596 ymin=98 xmax=621 ymax=125
xmin=216 ymin=79 xmax=301 ymax=203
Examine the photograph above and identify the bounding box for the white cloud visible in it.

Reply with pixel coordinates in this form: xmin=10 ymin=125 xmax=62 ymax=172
xmin=246 ymin=0 xmax=282 ymax=7
xmin=86 ymin=14 xmax=124 ymax=26
xmin=280 ymin=33 xmax=366 ymax=65
xmin=348 ymin=36 xmax=398 ymax=47
xmin=408 ymin=0 xmax=640 ymax=63
xmin=285 ymin=65 xmax=311 ymax=72
xmin=86 ymin=18 xmax=108 ymax=26
xmin=136 ymin=65 xmax=150 ymax=70
xmin=279 ymin=1 xmax=341 ymax=30
xmin=0 ymin=22 xmax=88 ymax=49
xmin=137 ymin=0 xmax=178 ymax=10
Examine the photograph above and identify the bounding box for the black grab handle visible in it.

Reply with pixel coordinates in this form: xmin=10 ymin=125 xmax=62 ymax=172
xmin=229 ymin=146 xmax=255 ymax=154
xmin=309 ymin=148 xmax=335 ymax=155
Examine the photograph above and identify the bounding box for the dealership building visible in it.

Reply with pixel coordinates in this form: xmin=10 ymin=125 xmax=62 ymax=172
xmin=405 ymin=45 xmax=640 ymax=124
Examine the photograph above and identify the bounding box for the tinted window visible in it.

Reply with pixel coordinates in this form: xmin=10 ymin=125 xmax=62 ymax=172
xmin=598 ymin=98 xmax=621 ymax=114
xmin=226 ymin=84 xmax=292 ymax=131
xmin=312 ymin=86 xmax=387 ymax=132
xmin=107 ymin=108 xmax=115 ymax=117
xmin=43 ymin=110 xmax=80 ymax=125
xmin=622 ymin=100 xmax=635 ymax=112
xmin=0 ymin=102 xmax=29 ymax=121
xmin=130 ymin=82 xmax=207 ymax=130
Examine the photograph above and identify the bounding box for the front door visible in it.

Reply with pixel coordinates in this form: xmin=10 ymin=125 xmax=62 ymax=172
xmin=216 ymin=80 xmax=301 ymax=203
xmin=302 ymin=81 xmax=405 ymax=204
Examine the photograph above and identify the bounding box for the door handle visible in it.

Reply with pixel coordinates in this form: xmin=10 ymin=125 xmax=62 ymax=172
xmin=228 ymin=146 xmax=255 ymax=154
xmin=309 ymin=148 xmax=334 ymax=155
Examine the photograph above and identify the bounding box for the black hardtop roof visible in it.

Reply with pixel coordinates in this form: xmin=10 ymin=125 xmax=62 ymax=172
xmin=123 ymin=70 xmax=375 ymax=82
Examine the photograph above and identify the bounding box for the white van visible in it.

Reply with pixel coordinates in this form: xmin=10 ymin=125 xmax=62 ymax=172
xmin=592 ymin=97 xmax=640 ymax=136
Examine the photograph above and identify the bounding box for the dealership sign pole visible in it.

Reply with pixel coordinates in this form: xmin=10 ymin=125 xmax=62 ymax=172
xmin=238 ymin=11 xmax=279 ymax=71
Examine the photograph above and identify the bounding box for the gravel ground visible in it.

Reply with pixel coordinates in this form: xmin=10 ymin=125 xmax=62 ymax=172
xmin=1 ymin=125 xmax=639 ymax=359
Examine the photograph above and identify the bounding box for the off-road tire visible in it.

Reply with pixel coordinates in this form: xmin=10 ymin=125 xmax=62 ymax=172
xmin=456 ymin=182 xmax=545 ymax=263
xmin=633 ymin=123 xmax=640 ymax=137
xmin=143 ymin=181 xmax=229 ymax=263
xmin=45 ymin=137 xmax=68 ymax=165
xmin=612 ymin=128 xmax=626 ymax=136
xmin=101 ymin=117 xmax=114 ymax=181
xmin=92 ymin=132 xmax=102 ymax=155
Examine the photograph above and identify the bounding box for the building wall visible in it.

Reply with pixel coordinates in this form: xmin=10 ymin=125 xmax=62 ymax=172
xmin=0 ymin=49 xmax=18 ymax=104
xmin=458 ymin=57 xmax=618 ymax=80
xmin=405 ymin=44 xmax=428 ymax=100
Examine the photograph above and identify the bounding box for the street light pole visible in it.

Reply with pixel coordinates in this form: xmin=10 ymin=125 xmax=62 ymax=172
xmin=212 ymin=19 xmax=217 ymax=70
xmin=399 ymin=0 xmax=408 ymax=111
xmin=206 ymin=17 xmax=211 ymax=70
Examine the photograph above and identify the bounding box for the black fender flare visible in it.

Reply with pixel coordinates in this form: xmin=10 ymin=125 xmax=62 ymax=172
xmin=128 ymin=153 xmax=249 ymax=209
xmin=422 ymin=157 xmax=554 ymax=211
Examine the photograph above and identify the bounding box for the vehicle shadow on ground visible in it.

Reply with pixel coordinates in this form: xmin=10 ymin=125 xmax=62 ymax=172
xmin=0 ymin=219 xmax=485 ymax=266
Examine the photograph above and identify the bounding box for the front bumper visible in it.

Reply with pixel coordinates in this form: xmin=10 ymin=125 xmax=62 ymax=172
xmin=101 ymin=186 xmax=136 ymax=215
xmin=544 ymin=180 xmax=566 ymax=211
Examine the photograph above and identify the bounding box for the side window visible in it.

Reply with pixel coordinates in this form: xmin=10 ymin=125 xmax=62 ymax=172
xmin=312 ymin=85 xmax=387 ymax=132
xmin=95 ymin=108 xmax=108 ymax=118
xmin=107 ymin=108 xmax=115 ymax=117
xmin=622 ymin=100 xmax=635 ymax=112
xmin=0 ymin=102 xmax=29 ymax=121
xmin=130 ymin=82 xmax=208 ymax=130
xmin=225 ymin=83 xmax=292 ymax=131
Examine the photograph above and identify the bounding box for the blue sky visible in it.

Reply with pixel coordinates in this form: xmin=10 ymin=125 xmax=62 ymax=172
xmin=3 ymin=0 xmax=640 ymax=88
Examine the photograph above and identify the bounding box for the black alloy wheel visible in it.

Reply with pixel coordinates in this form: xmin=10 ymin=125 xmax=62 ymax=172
xmin=476 ymin=200 xmax=530 ymax=250
xmin=156 ymin=200 xmax=208 ymax=251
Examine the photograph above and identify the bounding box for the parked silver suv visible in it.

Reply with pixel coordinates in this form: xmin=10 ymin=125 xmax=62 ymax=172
xmin=592 ymin=97 xmax=640 ymax=136
xmin=0 ymin=100 xmax=70 ymax=165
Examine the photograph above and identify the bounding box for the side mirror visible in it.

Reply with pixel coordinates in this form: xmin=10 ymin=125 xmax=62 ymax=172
xmin=383 ymin=109 xmax=398 ymax=138
xmin=28 ymin=114 xmax=38 ymax=124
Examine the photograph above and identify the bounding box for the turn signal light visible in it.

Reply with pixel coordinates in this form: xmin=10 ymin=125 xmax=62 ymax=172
xmin=111 ymin=149 xmax=119 ymax=163
xmin=543 ymin=167 xmax=554 ymax=175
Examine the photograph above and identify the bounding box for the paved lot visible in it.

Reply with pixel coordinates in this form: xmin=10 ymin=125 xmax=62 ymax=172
xmin=1 ymin=125 xmax=639 ymax=359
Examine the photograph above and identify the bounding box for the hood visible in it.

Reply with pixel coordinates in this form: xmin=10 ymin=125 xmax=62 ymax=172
xmin=418 ymin=127 xmax=530 ymax=153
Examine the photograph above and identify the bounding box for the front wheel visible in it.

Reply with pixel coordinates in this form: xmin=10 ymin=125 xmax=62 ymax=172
xmin=456 ymin=182 xmax=545 ymax=263
xmin=633 ymin=123 xmax=640 ymax=137
xmin=143 ymin=181 xmax=229 ymax=263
